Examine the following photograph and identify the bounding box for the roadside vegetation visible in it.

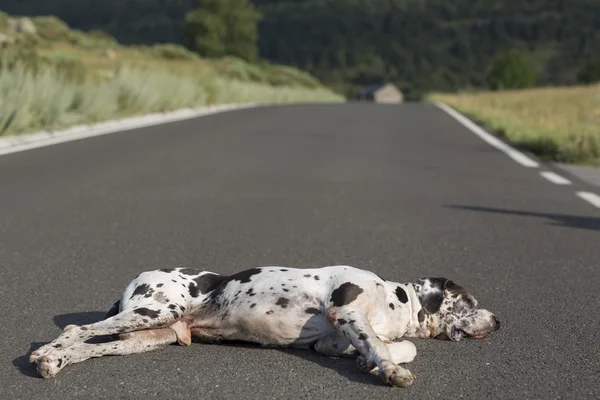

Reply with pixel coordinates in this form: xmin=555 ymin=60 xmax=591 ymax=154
xmin=0 ymin=11 xmax=343 ymax=136
xmin=430 ymin=84 xmax=600 ymax=166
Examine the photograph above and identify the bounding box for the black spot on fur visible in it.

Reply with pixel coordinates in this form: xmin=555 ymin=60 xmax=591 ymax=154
xmin=418 ymin=309 xmax=425 ymax=322
xmin=305 ymin=307 xmax=320 ymax=314
xmin=172 ymin=279 xmax=177 ymax=283
xmin=250 ymin=303 xmax=256 ymax=308
xmin=56 ymin=359 xmax=63 ymax=368
xmin=179 ymin=305 xmax=186 ymax=311
xmin=304 ymin=274 xmax=311 ymax=278
xmin=190 ymin=269 xmax=262 ymax=304
xmin=330 ymin=282 xmax=364 ymax=306
xmin=188 ymin=282 xmax=200 ymax=298
xmin=281 ymin=269 xmax=288 ymax=271
xmin=395 ymin=287 xmax=408 ymax=303
xmin=266 ymin=310 xmax=274 ymax=315
xmin=52 ymin=344 xmax=61 ymax=348
xmin=375 ymin=282 xmax=382 ymax=287
xmin=133 ymin=308 xmax=161 ymax=319
xmin=157 ymin=283 xmax=164 ymax=288
xmin=168 ymin=304 xmax=177 ymax=310
xmin=349 ymin=320 xmax=356 ymax=324
xmin=80 ymin=327 xmax=88 ymax=331
xmin=143 ymin=319 xmax=149 ymax=323
xmin=418 ymin=278 xmax=448 ymax=314
xmin=130 ymin=283 xmax=151 ymax=299
xmin=337 ymin=318 xmax=347 ymax=325
xmin=358 ymin=333 xmax=368 ymax=340
xmin=246 ymin=288 xmax=254 ymax=295
xmin=314 ymin=276 xmax=320 ymax=280
xmin=276 ymin=297 xmax=289 ymax=308
xmin=283 ymin=289 xmax=289 ymax=292
xmin=389 ymin=303 xmax=395 ymax=310
xmin=170 ymin=310 xmax=180 ymax=318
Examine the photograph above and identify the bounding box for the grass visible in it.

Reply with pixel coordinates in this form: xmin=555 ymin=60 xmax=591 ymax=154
xmin=0 ymin=11 xmax=344 ymax=136
xmin=430 ymin=85 xmax=600 ymax=165
xmin=0 ymin=63 xmax=343 ymax=136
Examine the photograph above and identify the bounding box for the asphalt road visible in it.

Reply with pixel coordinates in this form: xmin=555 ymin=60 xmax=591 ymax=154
xmin=1 ymin=103 xmax=599 ymax=399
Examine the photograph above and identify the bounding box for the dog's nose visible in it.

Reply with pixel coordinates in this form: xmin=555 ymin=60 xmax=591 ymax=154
xmin=492 ymin=315 xmax=500 ymax=330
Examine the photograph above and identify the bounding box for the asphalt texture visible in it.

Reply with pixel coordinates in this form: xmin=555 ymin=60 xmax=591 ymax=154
xmin=1 ymin=103 xmax=599 ymax=399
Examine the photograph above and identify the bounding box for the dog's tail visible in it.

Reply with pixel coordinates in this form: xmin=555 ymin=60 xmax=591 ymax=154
xmin=104 ymin=300 xmax=121 ymax=319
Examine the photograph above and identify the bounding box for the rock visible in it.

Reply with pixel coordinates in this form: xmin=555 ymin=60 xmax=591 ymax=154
xmin=8 ymin=17 xmax=37 ymax=35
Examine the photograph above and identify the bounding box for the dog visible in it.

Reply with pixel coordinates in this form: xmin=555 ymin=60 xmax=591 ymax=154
xmin=29 ymin=265 xmax=500 ymax=387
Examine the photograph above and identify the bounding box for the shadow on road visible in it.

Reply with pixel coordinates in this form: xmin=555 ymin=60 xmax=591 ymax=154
xmin=448 ymin=205 xmax=600 ymax=231
xmin=12 ymin=342 xmax=48 ymax=378
xmin=277 ymin=347 xmax=383 ymax=386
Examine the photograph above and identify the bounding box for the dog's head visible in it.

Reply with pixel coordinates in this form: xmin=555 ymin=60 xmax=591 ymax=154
xmin=414 ymin=277 xmax=500 ymax=341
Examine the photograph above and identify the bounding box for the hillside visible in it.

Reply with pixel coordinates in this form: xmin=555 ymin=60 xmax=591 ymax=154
xmin=0 ymin=12 xmax=343 ymax=136
xmin=2 ymin=0 xmax=599 ymax=98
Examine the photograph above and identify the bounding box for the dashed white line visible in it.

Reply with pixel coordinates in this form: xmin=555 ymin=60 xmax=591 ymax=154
xmin=540 ymin=171 xmax=572 ymax=185
xmin=576 ymin=192 xmax=600 ymax=209
xmin=435 ymin=102 xmax=540 ymax=168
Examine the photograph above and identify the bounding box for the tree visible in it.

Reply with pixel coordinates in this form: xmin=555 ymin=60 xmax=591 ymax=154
xmin=183 ymin=0 xmax=261 ymax=61
xmin=486 ymin=49 xmax=536 ymax=90
xmin=576 ymin=58 xmax=600 ymax=84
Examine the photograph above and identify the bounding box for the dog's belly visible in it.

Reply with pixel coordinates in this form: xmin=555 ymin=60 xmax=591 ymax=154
xmin=189 ymin=310 xmax=332 ymax=347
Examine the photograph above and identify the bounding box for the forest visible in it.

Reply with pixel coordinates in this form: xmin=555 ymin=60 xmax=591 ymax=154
xmin=2 ymin=0 xmax=599 ymax=98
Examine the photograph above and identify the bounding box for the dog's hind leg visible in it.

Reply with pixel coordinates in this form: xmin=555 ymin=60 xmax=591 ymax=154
xmin=29 ymin=305 xmax=186 ymax=364
xmin=34 ymin=327 xmax=178 ymax=378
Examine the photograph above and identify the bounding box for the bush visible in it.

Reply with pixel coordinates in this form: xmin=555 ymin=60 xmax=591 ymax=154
xmin=148 ymin=44 xmax=200 ymax=60
xmin=0 ymin=49 xmax=87 ymax=83
xmin=486 ymin=49 xmax=536 ymax=90
xmin=577 ymin=58 xmax=600 ymax=84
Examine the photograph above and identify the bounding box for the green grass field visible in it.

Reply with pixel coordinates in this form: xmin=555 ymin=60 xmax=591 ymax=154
xmin=0 ymin=13 xmax=344 ymax=136
xmin=430 ymin=84 xmax=600 ymax=166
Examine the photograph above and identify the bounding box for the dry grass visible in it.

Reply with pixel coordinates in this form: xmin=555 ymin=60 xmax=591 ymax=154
xmin=0 ymin=11 xmax=344 ymax=136
xmin=430 ymin=85 xmax=600 ymax=165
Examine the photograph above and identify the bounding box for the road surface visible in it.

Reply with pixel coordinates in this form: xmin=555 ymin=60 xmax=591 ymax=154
xmin=1 ymin=103 xmax=598 ymax=399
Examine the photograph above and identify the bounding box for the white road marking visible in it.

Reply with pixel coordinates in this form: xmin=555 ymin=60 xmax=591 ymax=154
xmin=576 ymin=192 xmax=600 ymax=209
xmin=434 ymin=102 xmax=540 ymax=168
xmin=540 ymin=171 xmax=572 ymax=185
xmin=0 ymin=103 xmax=259 ymax=157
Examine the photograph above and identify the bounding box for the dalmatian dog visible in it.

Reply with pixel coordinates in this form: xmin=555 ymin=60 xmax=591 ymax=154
xmin=29 ymin=265 xmax=500 ymax=387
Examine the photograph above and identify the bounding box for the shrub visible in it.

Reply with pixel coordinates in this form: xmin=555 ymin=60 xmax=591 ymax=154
xmin=577 ymin=58 xmax=600 ymax=84
xmin=148 ymin=44 xmax=200 ymax=60
xmin=486 ymin=49 xmax=536 ymax=90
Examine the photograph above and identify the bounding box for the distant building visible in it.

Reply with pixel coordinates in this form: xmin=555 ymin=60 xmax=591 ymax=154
xmin=356 ymin=82 xmax=403 ymax=103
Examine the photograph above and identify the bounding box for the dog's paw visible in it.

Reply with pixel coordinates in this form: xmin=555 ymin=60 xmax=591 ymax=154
xmin=29 ymin=345 xmax=57 ymax=364
xmin=356 ymin=355 xmax=378 ymax=374
xmin=36 ymin=353 xmax=66 ymax=379
xmin=379 ymin=361 xmax=415 ymax=388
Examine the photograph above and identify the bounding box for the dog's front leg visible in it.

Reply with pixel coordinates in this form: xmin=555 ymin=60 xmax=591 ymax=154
xmin=327 ymin=306 xmax=415 ymax=387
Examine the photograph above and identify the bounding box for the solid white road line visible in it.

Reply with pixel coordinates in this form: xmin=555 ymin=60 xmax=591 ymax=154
xmin=540 ymin=171 xmax=572 ymax=185
xmin=435 ymin=102 xmax=540 ymax=168
xmin=0 ymin=103 xmax=258 ymax=157
xmin=576 ymin=192 xmax=600 ymax=209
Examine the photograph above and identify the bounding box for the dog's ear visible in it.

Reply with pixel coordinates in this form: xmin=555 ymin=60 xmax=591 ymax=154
xmin=444 ymin=279 xmax=478 ymax=309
